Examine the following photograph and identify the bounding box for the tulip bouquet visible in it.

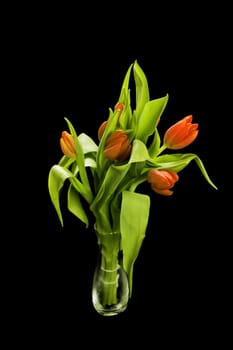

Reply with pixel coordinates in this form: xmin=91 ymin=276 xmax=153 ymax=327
xmin=48 ymin=61 xmax=217 ymax=315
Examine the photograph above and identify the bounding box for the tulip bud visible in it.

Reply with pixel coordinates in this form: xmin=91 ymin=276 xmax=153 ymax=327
xmin=164 ymin=115 xmax=199 ymax=150
xmin=104 ymin=130 xmax=132 ymax=162
xmin=60 ymin=131 xmax=76 ymax=158
xmin=147 ymin=169 xmax=179 ymax=196
xmin=114 ymin=102 xmax=124 ymax=114
xmin=97 ymin=120 xmax=108 ymax=141
xmin=98 ymin=103 xmax=124 ymax=141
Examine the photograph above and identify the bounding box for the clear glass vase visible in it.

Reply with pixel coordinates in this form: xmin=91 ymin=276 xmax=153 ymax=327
xmin=91 ymin=229 xmax=129 ymax=316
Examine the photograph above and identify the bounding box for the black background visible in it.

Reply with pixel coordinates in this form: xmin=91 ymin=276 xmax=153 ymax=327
xmin=10 ymin=3 xmax=230 ymax=347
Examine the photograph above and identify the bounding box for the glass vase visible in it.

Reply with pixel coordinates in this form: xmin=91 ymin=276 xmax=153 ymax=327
xmin=91 ymin=228 xmax=129 ymax=316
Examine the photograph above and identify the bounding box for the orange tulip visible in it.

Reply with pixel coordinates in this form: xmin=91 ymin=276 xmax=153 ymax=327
xmin=98 ymin=120 xmax=108 ymax=141
xmin=147 ymin=169 xmax=179 ymax=196
xmin=98 ymin=103 xmax=125 ymax=141
xmin=114 ymin=101 xmax=124 ymax=114
xmin=60 ymin=131 xmax=76 ymax=158
xmin=163 ymin=115 xmax=199 ymax=150
xmin=104 ymin=130 xmax=132 ymax=161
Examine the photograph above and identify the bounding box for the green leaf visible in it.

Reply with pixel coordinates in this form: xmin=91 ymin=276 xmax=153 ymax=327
xmin=48 ymin=165 xmax=75 ymax=226
xmin=78 ymin=133 xmax=98 ymax=154
xmin=96 ymin=108 xmax=118 ymax=176
xmin=48 ymin=165 xmax=92 ymax=226
xmin=84 ymin=157 xmax=96 ymax=168
xmin=135 ymin=94 xmax=169 ymax=143
xmin=118 ymin=63 xmax=133 ymax=102
xmin=148 ymin=128 xmax=161 ymax=157
xmin=150 ymin=153 xmax=196 ymax=171
xmin=118 ymin=89 xmax=132 ymax=130
xmin=65 ymin=118 xmax=93 ymax=202
xmin=193 ymin=156 xmax=218 ymax=190
xmin=120 ymin=191 xmax=150 ymax=296
xmin=147 ymin=153 xmax=218 ymax=189
xmin=67 ymin=184 xmax=89 ymax=227
xmin=92 ymin=163 xmax=131 ymax=207
xmin=129 ymin=139 xmax=150 ymax=163
xmin=133 ymin=60 xmax=150 ymax=119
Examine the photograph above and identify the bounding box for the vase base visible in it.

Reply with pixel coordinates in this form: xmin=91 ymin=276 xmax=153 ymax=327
xmin=92 ymin=298 xmax=128 ymax=316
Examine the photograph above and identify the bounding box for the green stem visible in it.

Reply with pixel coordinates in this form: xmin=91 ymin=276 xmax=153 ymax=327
xmin=97 ymin=232 xmax=121 ymax=306
xmin=156 ymin=144 xmax=167 ymax=156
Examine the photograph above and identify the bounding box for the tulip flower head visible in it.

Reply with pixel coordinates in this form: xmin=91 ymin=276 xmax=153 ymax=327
xmin=147 ymin=169 xmax=179 ymax=196
xmin=60 ymin=131 xmax=76 ymax=158
xmin=163 ymin=115 xmax=199 ymax=150
xmin=104 ymin=130 xmax=132 ymax=161
xmin=104 ymin=130 xmax=132 ymax=162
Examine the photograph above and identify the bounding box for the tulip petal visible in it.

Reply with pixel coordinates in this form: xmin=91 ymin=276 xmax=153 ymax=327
xmin=151 ymin=186 xmax=174 ymax=196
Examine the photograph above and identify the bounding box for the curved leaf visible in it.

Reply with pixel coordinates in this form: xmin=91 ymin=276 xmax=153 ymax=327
xmin=48 ymin=165 xmax=74 ymax=226
xmin=48 ymin=165 xmax=92 ymax=226
xmin=78 ymin=133 xmax=98 ymax=154
xmin=147 ymin=153 xmax=218 ymax=189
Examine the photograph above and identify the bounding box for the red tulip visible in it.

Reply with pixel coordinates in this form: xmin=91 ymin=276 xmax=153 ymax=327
xmin=147 ymin=169 xmax=179 ymax=196
xmin=104 ymin=130 xmax=132 ymax=161
xmin=163 ymin=115 xmax=199 ymax=150
xmin=60 ymin=131 xmax=76 ymax=158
